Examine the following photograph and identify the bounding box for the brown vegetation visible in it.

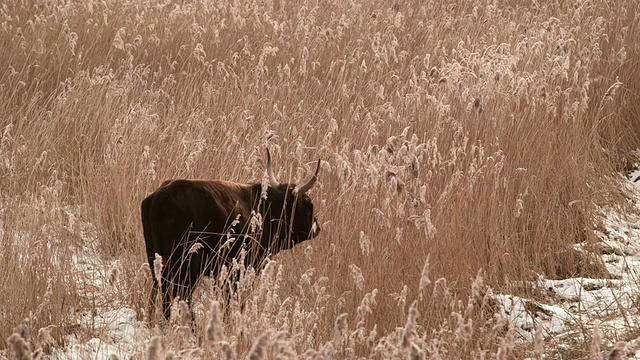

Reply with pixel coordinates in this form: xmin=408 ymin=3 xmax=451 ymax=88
xmin=1 ymin=0 xmax=639 ymax=358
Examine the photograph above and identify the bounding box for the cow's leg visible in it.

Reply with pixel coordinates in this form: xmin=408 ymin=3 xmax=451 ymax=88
xmin=149 ymin=279 xmax=158 ymax=319
xmin=164 ymin=266 xmax=198 ymax=322
xmin=220 ymin=279 xmax=234 ymax=320
xmin=219 ymin=268 xmax=241 ymax=320
xmin=163 ymin=258 xmax=200 ymax=325
xmin=184 ymin=274 xmax=199 ymax=326
xmin=161 ymin=266 xmax=174 ymax=320
xmin=181 ymin=254 xmax=204 ymax=325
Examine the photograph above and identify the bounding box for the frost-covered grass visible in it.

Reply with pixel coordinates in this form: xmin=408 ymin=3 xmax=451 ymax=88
xmin=1 ymin=0 xmax=640 ymax=358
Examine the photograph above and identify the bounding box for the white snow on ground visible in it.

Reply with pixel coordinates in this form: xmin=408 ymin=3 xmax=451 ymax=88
xmin=494 ymin=293 xmax=573 ymax=338
xmin=494 ymin=174 xmax=640 ymax=357
xmin=41 ymin=173 xmax=640 ymax=359
xmin=53 ymin=308 xmax=147 ymax=359
xmin=628 ymin=169 xmax=640 ymax=183
xmin=51 ymin=232 xmax=151 ymax=360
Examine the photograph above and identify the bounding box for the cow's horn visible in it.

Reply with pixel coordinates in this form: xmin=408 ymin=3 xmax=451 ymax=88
xmin=266 ymin=149 xmax=279 ymax=188
xmin=296 ymin=159 xmax=321 ymax=195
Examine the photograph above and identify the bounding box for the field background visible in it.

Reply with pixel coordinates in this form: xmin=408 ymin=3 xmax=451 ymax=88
xmin=1 ymin=0 xmax=640 ymax=358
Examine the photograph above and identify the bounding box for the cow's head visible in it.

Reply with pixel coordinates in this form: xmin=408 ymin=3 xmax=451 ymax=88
xmin=267 ymin=150 xmax=321 ymax=248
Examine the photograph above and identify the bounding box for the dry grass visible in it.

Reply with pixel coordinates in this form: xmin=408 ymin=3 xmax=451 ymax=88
xmin=1 ymin=0 xmax=640 ymax=358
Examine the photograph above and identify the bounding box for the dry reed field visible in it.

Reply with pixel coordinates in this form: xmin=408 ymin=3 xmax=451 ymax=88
xmin=1 ymin=0 xmax=640 ymax=358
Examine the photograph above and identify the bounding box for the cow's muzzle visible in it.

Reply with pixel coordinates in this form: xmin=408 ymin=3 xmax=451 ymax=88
xmin=309 ymin=218 xmax=321 ymax=238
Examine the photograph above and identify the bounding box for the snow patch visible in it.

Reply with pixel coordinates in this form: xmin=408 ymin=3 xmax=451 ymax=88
xmin=494 ymin=294 xmax=572 ymax=340
xmin=492 ymin=173 xmax=640 ymax=356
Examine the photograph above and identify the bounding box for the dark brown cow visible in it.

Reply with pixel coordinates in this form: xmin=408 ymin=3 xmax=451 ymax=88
xmin=141 ymin=150 xmax=321 ymax=319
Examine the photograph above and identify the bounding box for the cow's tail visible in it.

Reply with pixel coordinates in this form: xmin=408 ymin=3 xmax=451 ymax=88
xmin=141 ymin=194 xmax=160 ymax=315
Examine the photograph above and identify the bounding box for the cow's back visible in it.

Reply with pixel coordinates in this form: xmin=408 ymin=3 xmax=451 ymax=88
xmin=142 ymin=180 xmax=255 ymax=268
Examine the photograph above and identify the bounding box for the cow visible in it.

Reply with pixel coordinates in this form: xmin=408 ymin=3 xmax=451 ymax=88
xmin=141 ymin=149 xmax=321 ymax=319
